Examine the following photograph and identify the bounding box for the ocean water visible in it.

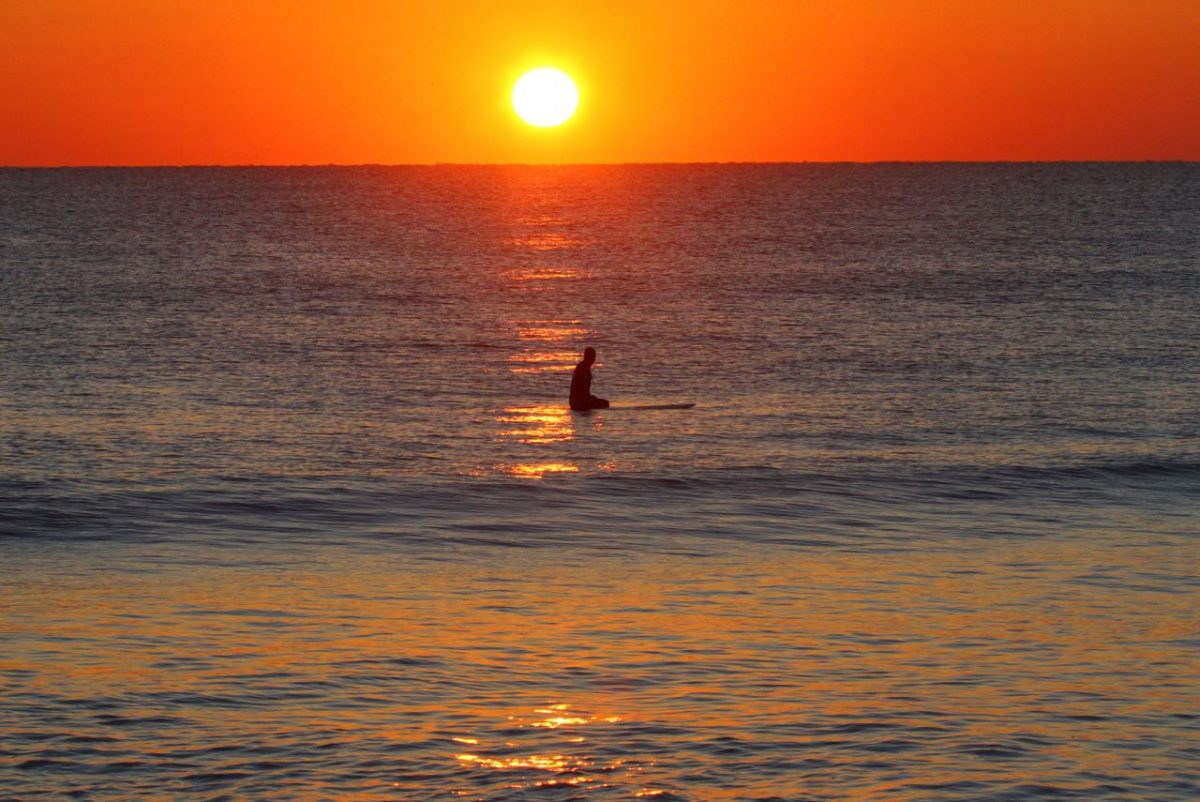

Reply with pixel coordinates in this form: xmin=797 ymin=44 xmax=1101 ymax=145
xmin=1 ymin=164 xmax=1197 ymax=800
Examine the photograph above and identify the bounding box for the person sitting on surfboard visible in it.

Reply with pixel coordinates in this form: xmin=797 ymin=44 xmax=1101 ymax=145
xmin=569 ymin=347 xmax=609 ymax=411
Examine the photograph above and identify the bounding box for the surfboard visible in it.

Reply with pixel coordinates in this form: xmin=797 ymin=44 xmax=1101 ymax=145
xmin=604 ymin=403 xmax=695 ymax=411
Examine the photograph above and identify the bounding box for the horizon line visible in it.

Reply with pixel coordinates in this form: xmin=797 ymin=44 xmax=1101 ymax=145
xmin=2 ymin=159 xmax=1197 ymax=169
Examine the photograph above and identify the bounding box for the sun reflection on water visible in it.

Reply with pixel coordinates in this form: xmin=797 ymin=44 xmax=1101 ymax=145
xmin=454 ymin=752 xmax=591 ymax=772
xmin=493 ymin=402 xmax=584 ymax=477
xmin=496 ymin=405 xmax=574 ymax=445
xmin=515 ymin=321 xmax=587 ymax=341
xmin=530 ymin=702 xmax=621 ymax=729
xmin=511 ymin=213 xmax=567 ymax=227
xmin=503 ymin=266 xmax=586 ymax=283
xmin=452 ymin=704 xmax=641 ymax=794
xmin=505 ymin=232 xmax=583 ymax=251
xmin=492 ymin=184 xmax=598 ymax=481
xmin=506 ymin=350 xmax=578 ymax=374
xmin=507 ymin=463 xmax=580 ymax=478
xmin=490 ymin=397 xmax=579 ymax=476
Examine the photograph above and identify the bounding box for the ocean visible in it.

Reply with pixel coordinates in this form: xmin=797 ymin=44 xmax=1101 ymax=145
xmin=1 ymin=164 xmax=1197 ymax=800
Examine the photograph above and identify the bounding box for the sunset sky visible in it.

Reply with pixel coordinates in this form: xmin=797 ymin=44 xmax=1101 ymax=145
xmin=3 ymin=0 xmax=1198 ymax=165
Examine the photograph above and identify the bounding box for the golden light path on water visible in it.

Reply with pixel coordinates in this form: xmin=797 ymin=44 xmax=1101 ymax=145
xmin=503 ymin=266 xmax=585 ymax=282
xmin=493 ymin=197 xmax=598 ymax=479
xmin=2 ymin=159 xmax=1196 ymax=800
xmin=5 ymin=532 xmax=1194 ymax=799
xmin=451 ymin=704 xmax=632 ymax=794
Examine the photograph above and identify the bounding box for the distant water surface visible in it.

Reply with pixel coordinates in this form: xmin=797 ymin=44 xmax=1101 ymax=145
xmin=1 ymin=164 xmax=1198 ymax=800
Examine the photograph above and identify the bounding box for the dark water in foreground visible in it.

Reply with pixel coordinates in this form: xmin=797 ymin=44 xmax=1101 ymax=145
xmin=2 ymin=165 xmax=1198 ymax=799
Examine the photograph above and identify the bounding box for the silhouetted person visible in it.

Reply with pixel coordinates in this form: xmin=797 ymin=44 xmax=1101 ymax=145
xmin=569 ymin=347 xmax=609 ymax=411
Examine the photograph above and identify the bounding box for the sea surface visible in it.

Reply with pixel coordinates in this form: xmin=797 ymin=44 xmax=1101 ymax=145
xmin=1 ymin=164 xmax=1197 ymax=800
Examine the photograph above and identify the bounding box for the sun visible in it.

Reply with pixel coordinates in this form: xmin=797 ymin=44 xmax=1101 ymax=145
xmin=512 ymin=68 xmax=579 ymax=128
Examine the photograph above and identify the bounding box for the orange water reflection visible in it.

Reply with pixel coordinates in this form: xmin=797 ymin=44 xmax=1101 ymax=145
xmin=455 ymin=752 xmax=589 ymax=772
xmin=492 ymin=403 xmax=592 ymax=477
xmin=496 ymin=181 xmax=594 ymax=479
xmin=508 ymin=314 xmax=587 ymax=377
xmin=493 ymin=336 xmax=585 ymax=473
xmin=503 ymin=266 xmax=586 ymax=283
xmin=452 ymin=704 xmax=635 ymax=793
xmin=497 ymin=405 xmax=573 ymax=445
xmin=505 ymin=232 xmax=583 ymax=251
xmin=514 ymin=321 xmax=587 ymax=342
xmin=530 ymin=703 xmax=621 ymax=729
xmin=506 ymin=463 xmax=580 ymax=478
xmin=7 ymin=535 xmax=1195 ymax=800
xmin=511 ymin=213 xmax=567 ymax=227
xmin=506 ymin=351 xmax=578 ymax=374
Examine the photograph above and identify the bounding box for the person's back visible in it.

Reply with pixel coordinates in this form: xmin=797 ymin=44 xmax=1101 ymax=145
xmin=569 ymin=347 xmax=609 ymax=411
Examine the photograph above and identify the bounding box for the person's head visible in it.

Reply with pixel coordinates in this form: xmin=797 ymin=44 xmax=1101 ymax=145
xmin=582 ymin=347 xmax=596 ymax=364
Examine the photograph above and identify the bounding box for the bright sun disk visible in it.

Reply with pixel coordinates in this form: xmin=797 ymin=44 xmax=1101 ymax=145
xmin=512 ymin=68 xmax=579 ymax=128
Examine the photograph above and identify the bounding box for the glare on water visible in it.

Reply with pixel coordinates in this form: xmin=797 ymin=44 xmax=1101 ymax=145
xmin=1 ymin=164 xmax=1197 ymax=799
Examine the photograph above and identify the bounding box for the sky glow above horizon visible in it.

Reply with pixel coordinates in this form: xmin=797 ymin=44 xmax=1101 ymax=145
xmin=1 ymin=0 xmax=1198 ymax=165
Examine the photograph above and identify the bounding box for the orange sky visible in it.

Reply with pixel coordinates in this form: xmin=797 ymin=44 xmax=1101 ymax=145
xmin=2 ymin=0 xmax=1198 ymax=165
